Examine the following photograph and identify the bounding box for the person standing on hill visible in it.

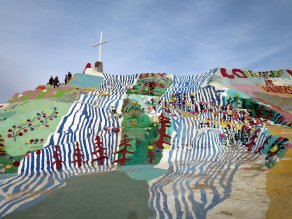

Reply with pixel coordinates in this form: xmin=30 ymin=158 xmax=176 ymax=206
xmin=53 ymin=76 xmax=59 ymax=88
xmin=47 ymin=76 xmax=54 ymax=85
xmin=64 ymin=74 xmax=68 ymax=84
xmin=68 ymin=72 xmax=72 ymax=81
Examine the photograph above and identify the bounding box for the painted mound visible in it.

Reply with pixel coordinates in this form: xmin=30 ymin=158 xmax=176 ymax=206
xmin=0 ymin=69 xmax=291 ymax=174
xmin=0 ymin=68 xmax=291 ymax=218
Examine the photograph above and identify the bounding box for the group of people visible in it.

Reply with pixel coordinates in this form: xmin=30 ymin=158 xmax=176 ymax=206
xmin=64 ymin=72 xmax=72 ymax=84
xmin=47 ymin=72 xmax=72 ymax=88
xmin=47 ymin=76 xmax=60 ymax=88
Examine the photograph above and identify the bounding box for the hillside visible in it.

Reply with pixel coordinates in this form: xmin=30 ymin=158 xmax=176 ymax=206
xmin=0 ymin=68 xmax=291 ymax=218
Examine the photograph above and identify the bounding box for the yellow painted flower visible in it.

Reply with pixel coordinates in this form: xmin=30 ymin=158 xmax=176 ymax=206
xmin=270 ymin=145 xmax=278 ymax=152
xmin=237 ymin=125 xmax=243 ymax=130
xmin=148 ymin=145 xmax=154 ymax=150
xmin=25 ymin=140 xmax=30 ymax=144
xmin=5 ymin=164 xmax=12 ymax=169
xmin=163 ymin=144 xmax=171 ymax=149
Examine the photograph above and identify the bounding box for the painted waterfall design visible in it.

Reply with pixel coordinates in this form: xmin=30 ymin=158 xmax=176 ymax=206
xmin=19 ymin=73 xmax=138 ymax=174
xmin=148 ymin=71 xmax=270 ymax=219
xmin=0 ymin=73 xmax=139 ymax=217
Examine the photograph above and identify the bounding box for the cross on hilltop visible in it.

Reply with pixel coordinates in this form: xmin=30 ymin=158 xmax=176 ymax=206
xmin=93 ymin=32 xmax=108 ymax=62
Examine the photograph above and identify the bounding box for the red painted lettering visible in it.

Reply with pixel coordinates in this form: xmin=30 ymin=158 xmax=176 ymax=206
xmin=265 ymin=80 xmax=274 ymax=86
xmin=220 ymin=68 xmax=234 ymax=79
xmin=232 ymin=69 xmax=247 ymax=78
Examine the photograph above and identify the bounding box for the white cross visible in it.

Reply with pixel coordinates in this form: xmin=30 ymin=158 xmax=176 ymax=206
xmin=93 ymin=32 xmax=108 ymax=61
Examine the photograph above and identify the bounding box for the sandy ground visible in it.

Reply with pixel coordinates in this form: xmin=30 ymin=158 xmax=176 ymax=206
xmin=207 ymin=125 xmax=292 ymax=219
xmin=206 ymin=164 xmax=269 ymax=219
xmin=266 ymin=125 xmax=292 ymax=219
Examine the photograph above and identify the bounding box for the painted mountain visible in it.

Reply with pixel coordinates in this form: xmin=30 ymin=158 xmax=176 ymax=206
xmin=0 ymin=67 xmax=291 ymax=218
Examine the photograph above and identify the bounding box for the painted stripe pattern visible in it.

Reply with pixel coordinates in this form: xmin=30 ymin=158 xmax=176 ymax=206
xmin=19 ymin=73 xmax=138 ymax=174
xmin=0 ymin=74 xmax=138 ymax=217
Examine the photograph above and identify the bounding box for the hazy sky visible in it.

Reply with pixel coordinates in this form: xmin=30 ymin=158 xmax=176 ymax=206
xmin=0 ymin=0 xmax=291 ymax=102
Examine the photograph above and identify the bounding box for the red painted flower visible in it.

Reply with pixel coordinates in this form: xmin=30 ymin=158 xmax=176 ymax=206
xmin=45 ymin=125 xmax=49 ymax=127
xmin=8 ymin=129 xmax=12 ymax=132
xmin=7 ymin=134 xmax=13 ymax=138
xmin=27 ymin=119 xmax=31 ymax=122
xmin=40 ymin=138 xmax=44 ymax=142
xmin=30 ymin=139 xmax=34 ymax=143
xmin=18 ymin=132 xmax=23 ymax=136
xmin=36 ymin=150 xmax=41 ymax=155
xmin=136 ymin=140 xmax=141 ymax=144
xmin=23 ymin=129 xmax=28 ymax=133
xmin=13 ymin=160 xmax=20 ymax=167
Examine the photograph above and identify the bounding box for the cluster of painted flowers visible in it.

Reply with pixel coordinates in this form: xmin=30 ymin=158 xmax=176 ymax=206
xmin=7 ymin=107 xmax=58 ymax=141
xmin=25 ymin=138 xmax=46 ymax=144
xmin=0 ymin=159 xmax=21 ymax=173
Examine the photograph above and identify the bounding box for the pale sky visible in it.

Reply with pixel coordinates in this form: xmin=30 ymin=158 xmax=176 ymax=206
xmin=0 ymin=0 xmax=291 ymax=102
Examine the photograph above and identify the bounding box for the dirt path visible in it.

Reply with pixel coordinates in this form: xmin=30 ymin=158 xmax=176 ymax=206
xmin=266 ymin=125 xmax=292 ymax=219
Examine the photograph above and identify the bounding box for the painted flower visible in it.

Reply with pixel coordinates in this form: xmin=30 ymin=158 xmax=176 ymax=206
xmin=270 ymin=145 xmax=278 ymax=153
xmin=13 ymin=161 xmax=20 ymax=167
xmin=5 ymin=164 xmax=12 ymax=169
xmin=148 ymin=145 xmax=154 ymax=150
xmin=219 ymin=134 xmax=226 ymax=138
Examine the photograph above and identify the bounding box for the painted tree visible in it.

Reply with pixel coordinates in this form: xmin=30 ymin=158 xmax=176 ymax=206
xmin=71 ymin=142 xmax=87 ymax=168
xmin=113 ymin=134 xmax=134 ymax=165
xmin=91 ymin=136 xmax=108 ymax=165
xmin=52 ymin=145 xmax=63 ymax=171
xmin=246 ymin=129 xmax=260 ymax=151
xmin=0 ymin=134 xmax=5 ymax=156
xmin=257 ymin=135 xmax=272 ymax=154
xmin=147 ymin=149 xmax=156 ymax=164
xmin=153 ymin=113 xmax=171 ymax=149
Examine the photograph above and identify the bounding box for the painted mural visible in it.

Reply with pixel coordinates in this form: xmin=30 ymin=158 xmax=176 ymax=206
xmin=0 ymin=68 xmax=291 ymax=218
